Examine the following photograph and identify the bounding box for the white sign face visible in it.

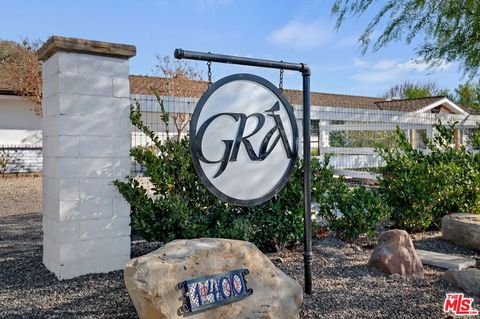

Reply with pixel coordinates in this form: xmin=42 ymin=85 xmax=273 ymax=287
xmin=190 ymin=74 xmax=299 ymax=206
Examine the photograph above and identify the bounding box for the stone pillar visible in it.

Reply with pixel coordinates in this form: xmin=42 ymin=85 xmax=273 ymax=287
xmin=38 ymin=36 xmax=136 ymax=279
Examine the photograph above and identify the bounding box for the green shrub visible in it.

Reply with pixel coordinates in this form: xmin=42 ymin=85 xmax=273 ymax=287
xmin=329 ymin=187 xmax=391 ymax=240
xmin=115 ymin=97 xmax=393 ymax=249
xmin=377 ymin=122 xmax=480 ymax=231
xmin=313 ymin=156 xmax=391 ymax=240
xmin=115 ymin=99 xmax=316 ymax=252
xmin=470 ymin=126 xmax=480 ymax=149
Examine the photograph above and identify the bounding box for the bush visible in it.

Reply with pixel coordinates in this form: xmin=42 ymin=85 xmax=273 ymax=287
xmin=115 ymin=97 xmax=392 ymax=249
xmin=115 ymin=99 xmax=313 ymax=252
xmin=470 ymin=126 xmax=480 ymax=149
xmin=330 ymin=187 xmax=391 ymax=240
xmin=377 ymin=122 xmax=480 ymax=231
xmin=313 ymin=156 xmax=391 ymax=240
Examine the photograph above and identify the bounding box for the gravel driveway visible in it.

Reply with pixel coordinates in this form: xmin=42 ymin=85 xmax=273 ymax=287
xmin=1 ymin=177 xmax=478 ymax=318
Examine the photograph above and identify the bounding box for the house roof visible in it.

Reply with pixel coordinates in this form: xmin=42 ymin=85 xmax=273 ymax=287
xmin=0 ymin=72 xmax=471 ymax=114
xmin=129 ymin=75 xmax=385 ymax=110
xmin=375 ymin=96 xmax=446 ymax=112
xmin=462 ymin=106 xmax=480 ymax=115
xmin=283 ymin=90 xmax=383 ymax=109
xmin=130 ymin=75 xmax=470 ymax=114
xmin=129 ymin=75 xmax=209 ymax=97
xmin=0 ymin=64 xmax=17 ymax=95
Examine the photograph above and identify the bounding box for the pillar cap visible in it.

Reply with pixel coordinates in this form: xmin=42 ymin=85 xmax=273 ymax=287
xmin=38 ymin=35 xmax=136 ymax=61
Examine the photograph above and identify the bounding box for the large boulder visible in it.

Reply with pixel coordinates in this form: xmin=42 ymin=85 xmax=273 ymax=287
xmin=368 ymin=229 xmax=424 ymax=278
xmin=124 ymin=238 xmax=303 ymax=319
xmin=442 ymin=213 xmax=480 ymax=250
xmin=444 ymin=269 xmax=480 ymax=296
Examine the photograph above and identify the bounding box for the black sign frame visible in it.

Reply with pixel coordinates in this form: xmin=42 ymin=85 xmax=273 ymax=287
xmin=175 ymin=48 xmax=313 ymax=295
xmin=189 ymin=73 xmax=299 ymax=207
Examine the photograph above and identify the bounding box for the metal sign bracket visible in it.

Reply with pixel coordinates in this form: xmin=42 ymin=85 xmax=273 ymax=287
xmin=174 ymin=48 xmax=313 ymax=295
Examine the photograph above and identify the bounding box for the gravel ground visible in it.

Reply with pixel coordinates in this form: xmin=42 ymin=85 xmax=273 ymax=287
xmin=0 ymin=176 xmax=42 ymax=216
xmin=1 ymin=177 xmax=479 ymax=318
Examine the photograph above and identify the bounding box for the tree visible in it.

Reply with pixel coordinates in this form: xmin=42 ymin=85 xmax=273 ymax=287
xmin=455 ymin=82 xmax=480 ymax=110
xmin=0 ymin=150 xmax=15 ymax=176
xmin=384 ymin=81 xmax=449 ymax=99
xmin=153 ymin=55 xmax=202 ymax=80
xmin=151 ymin=56 xmax=204 ymax=140
xmin=0 ymin=39 xmax=42 ymax=115
xmin=332 ymin=0 xmax=480 ymax=77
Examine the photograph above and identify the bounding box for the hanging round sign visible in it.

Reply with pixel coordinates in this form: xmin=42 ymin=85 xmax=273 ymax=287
xmin=190 ymin=73 xmax=299 ymax=206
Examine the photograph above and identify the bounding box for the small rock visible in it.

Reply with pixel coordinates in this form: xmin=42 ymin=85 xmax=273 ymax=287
xmin=124 ymin=238 xmax=303 ymax=319
xmin=349 ymin=244 xmax=363 ymax=252
xmin=442 ymin=213 xmax=480 ymax=250
xmin=368 ymin=229 xmax=424 ymax=278
xmin=416 ymin=249 xmax=476 ymax=270
xmin=444 ymin=269 xmax=480 ymax=296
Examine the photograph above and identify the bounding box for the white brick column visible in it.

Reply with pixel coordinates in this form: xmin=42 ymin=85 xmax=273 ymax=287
xmin=39 ymin=36 xmax=136 ymax=279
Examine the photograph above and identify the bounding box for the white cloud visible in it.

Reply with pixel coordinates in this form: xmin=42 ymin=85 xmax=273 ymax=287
xmin=351 ymin=58 xmax=452 ymax=83
xmin=268 ymin=20 xmax=332 ymax=50
xmin=373 ymin=59 xmax=397 ymax=70
xmin=352 ymin=57 xmax=369 ymax=67
xmin=398 ymin=58 xmax=451 ymax=72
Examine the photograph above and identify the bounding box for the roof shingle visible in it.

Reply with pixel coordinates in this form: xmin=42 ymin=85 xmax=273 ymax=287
xmin=1 ymin=72 xmax=468 ymax=114
xmin=129 ymin=75 xmax=384 ymax=109
xmin=129 ymin=75 xmax=208 ymax=97
xmin=375 ymin=96 xmax=446 ymax=112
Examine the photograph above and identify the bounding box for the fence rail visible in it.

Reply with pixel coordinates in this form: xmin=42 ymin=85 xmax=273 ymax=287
xmin=130 ymin=94 xmax=480 ymax=182
xmin=0 ymin=145 xmax=42 ymax=150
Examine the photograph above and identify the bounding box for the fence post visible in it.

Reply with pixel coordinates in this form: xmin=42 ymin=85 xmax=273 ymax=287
xmin=409 ymin=129 xmax=416 ymax=149
xmin=319 ymin=120 xmax=330 ymax=147
xmin=38 ymin=36 xmax=136 ymax=279
xmin=454 ymin=128 xmax=461 ymax=149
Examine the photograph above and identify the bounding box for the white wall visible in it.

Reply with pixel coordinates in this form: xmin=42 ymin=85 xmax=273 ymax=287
xmin=0 ymin=95 xmax=43 ymax=172
xmin=0 ymin=95 xmax=41 ymax=131
xmin=0 ymin=95 xmax=42 ymax=145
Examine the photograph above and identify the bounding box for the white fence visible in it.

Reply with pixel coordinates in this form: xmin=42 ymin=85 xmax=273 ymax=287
xmin=0 ymin=145 xmax=43 ymax=173
xmin=131 ymin=94 xmax=480 ymax=180
xmin=0 ymin=129 xmax=43 ymax=173
xmin=311 ymin=106 xmax=480 ymax=179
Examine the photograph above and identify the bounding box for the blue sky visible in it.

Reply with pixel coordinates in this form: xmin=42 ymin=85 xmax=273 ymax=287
xmin=0 ymin=0 xmax=465 ymax=97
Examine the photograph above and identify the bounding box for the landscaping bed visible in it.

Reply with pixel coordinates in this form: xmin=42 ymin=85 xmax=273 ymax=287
xmin=1 ymin=177 xmax=478 ymax=318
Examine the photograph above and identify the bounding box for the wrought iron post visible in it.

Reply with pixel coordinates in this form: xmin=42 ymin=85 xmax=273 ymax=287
xmin=302 ymin=70 xmax=312 ymax=295
xmin=174 ymin=49 xmax=313 ymax=295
